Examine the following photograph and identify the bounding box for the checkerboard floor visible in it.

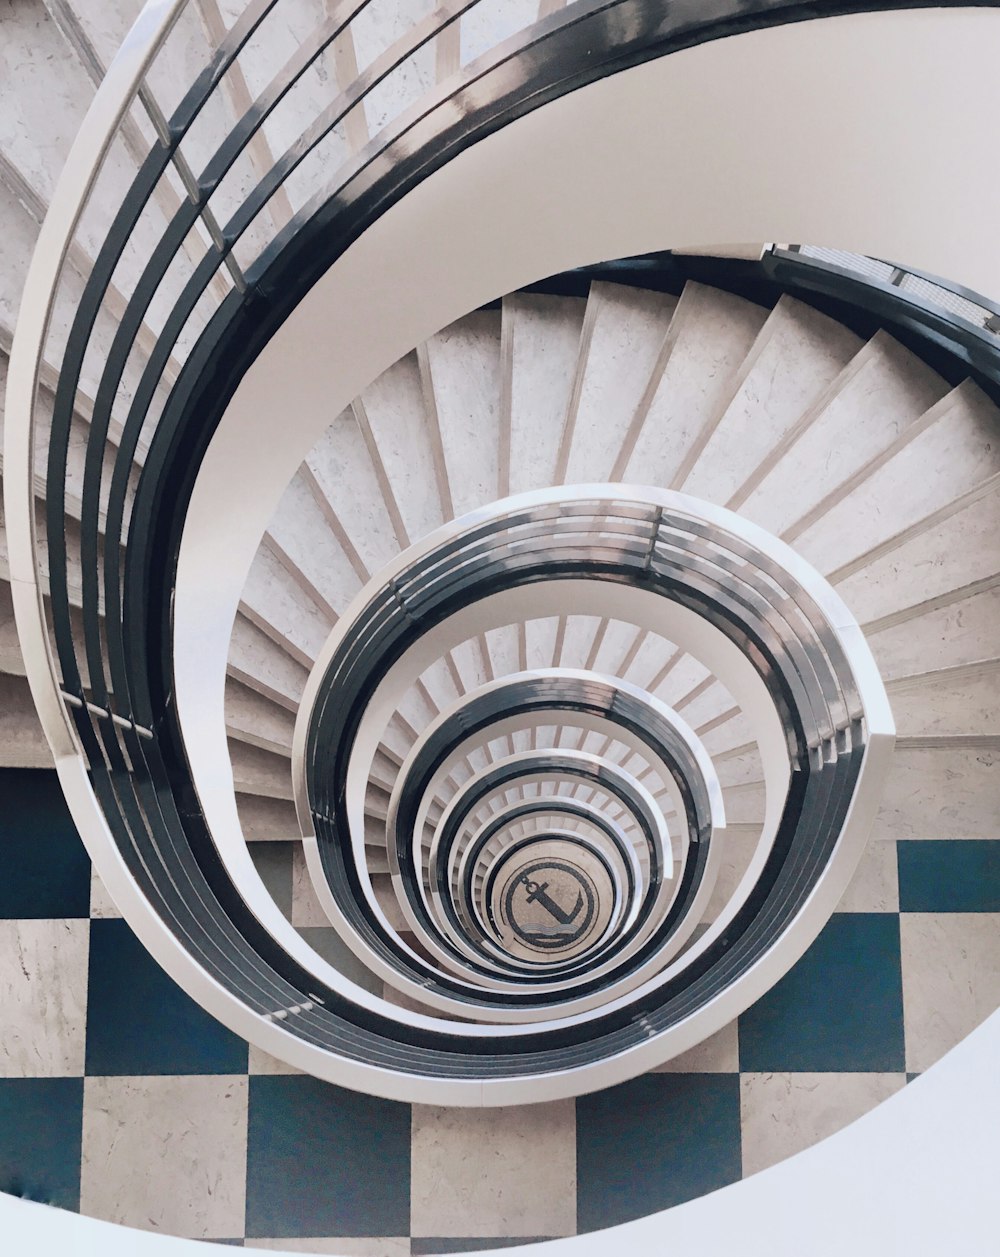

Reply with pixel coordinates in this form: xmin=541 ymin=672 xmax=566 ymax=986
xmin=2 ymin=768 xmax=998 ymax=1250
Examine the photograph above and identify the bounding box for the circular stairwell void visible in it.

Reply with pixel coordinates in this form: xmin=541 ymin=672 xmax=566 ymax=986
xmin=275 ymin=487 xmax=892 ymax=1066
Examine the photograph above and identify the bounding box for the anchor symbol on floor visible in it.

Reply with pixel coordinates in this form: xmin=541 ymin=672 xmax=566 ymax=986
xmin=520 ymin=875 xmax=583 ymax=926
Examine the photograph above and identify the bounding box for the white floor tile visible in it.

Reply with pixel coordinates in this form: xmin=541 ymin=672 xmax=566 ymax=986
xmin=0 ymin=918 xmax=88 ymax=1077
xmin=81 ymin=1075 xmax=248 ymax=1238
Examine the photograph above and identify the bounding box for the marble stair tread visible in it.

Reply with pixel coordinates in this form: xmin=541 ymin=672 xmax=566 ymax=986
xmin=0 ymin=672 xmax=52 ymax=767
xmin=795 ymin=380 xmax=1000 ymax=576
xmin=459 ymin=0 xmax=541 ymax=67
xmin=721 ymin=780 xmax=768 ymax=825
xmin=885 ymin=662 xmax=1000 ymax=739
xmin=371 ymin=871 xmax=410 ymax=931
xmin=679 ymin=294 xmax=864 ymax=505
xmin=506 ymin=291 xmax=587 ymax=495
xmin=236 ymin=793 xmax=303 ymax=842
xmin=359 ymin=350 xmax=444 ymax=544
xmin=872 ymin=742 xmax=1000 ymax=841
xmin=306 ymin=407 xmax=402 ymax=577
xmin=866 ymin=584 xmax=1000 ymax=682
xmin=229 ymin=738 xmax=296 ymax=801
xmin=738 ymin=329 xmax=950 ymax=532
xmin=832 ymin=480 xmax=1000 ymax=626
xmin=560 ymin=281 xmax=679 ymax=485
xmin=0 ymin=578 xmax=23 ymax=676
xmin=265 ymin=472 xmax=364 ymax=619
xmin=0 ymin=501 xmax=88 ymax=609
xmin=353 ymin=0 xmax=438 ymax=138
xmin=241 ymin=543 xmax=333 ymax=665
xmin=0 ymin=159 xmax=173 ymax=425
xmin=701 ymin=822 xmax=765 ymax=923
xmin=422 ymin=307 xmax=503 ymax=519
xmin=620 ymin=281 xmax=769 ymax=490
xmin=698 ymin=708 xmax=757 ymax=758
xmin=225 ymin=678 xmax=297 ymax=757
xmin=228 ymin=612 xmax=310 ymax=711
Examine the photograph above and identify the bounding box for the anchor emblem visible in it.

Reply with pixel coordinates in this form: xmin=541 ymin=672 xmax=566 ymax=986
xmin=519 ymin=875 xmax=584 ymax=931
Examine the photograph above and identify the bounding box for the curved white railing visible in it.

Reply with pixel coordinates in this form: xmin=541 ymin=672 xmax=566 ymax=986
xmin=5 ymin=0 xmax=999 ymax=1104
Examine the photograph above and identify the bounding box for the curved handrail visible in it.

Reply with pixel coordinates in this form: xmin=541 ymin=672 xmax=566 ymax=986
xmin=11 ymin=0 xmax=970 ymax=1101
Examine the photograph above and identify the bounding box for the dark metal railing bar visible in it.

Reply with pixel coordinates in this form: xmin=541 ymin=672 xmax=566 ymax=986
xmin=31 ymin=0 xmax=919 ymax=1081
xmin=218 ymin=0 xmax=483 ymax=247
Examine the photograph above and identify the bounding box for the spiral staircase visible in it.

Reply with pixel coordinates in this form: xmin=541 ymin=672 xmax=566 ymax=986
xmin=1 ymin=0 xmax=999 ymax=1252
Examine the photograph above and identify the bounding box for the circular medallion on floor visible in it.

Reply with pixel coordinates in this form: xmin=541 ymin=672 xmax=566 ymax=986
xmin=489 ymin=838 xmax=615 ymax=964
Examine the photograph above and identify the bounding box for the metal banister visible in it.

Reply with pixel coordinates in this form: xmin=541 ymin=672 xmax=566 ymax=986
xmin=16 ymin=0 xmax=977 ymax=1103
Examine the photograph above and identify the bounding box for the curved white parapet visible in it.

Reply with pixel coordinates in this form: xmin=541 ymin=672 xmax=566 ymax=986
xmin=175 ymin=12 xmax=1000 ymax=1066
xmin=4 ymin=0 xmax=996 ymax=1102
xmin=4 ymin=1004 xmax=1000 ymax=1255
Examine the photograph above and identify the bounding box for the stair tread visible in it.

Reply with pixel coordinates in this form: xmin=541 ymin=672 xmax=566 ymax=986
xmin=360 ymin=351 xmax=444 ymax=544
xmin=681 ymin=294 xmax=863 ymax=504
xmin=797 ymin=379 xmax=1000 ymax=575
xmin=868 ymin=585 xmax=1000 ymax=681
xmin=307 ymin=408 xmax=401 ymax=577
xmin=739 ymin=329 xmax=950 ymax=533
xmin=225 ymin=678 xmax=296 ymax=756
xmin=507 ymin=291 xmax=586 ymax=495
xmin=424 ymin=308 xmax=503 ymax=519
xmin=561 ymin=281 xmax=678 ymax=485
xmin=872 ymin=743 xmax=1000 ymax=840
xmin=242 ymin=544 xmax=333 ymax=665
xmin=834 ymin=480 xmax=1000 ymax=625
xmin=266 ymin=471 xmax=365 ymax=617
xmin=229 ymin=738 xmax=295 ymax=800
xmin=622 ymin=281 xmax=769 ymax=490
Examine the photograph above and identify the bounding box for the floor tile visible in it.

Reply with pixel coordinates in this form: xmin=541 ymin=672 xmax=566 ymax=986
xmin=901 ymin=913 xmax=1000 ymax=1072
xmin=248 ymin=842 xmax=294 ymax=919
xmin=740 ymin=1072 xmax=905 ymax=1176
xmin=0 ymin=918 xmax=89 ymax=1077
xmin=85 ymin=918 xmax=248 ymax=1076
xmin=411 ymin=1101 xmax=575 ymax=1238
xmin=897 ymin=840 xmax=1000 ymax=913
xmin=836 ymin=838 xmax=899 ymax=913
xmin=80 ymin=1075 xmax=248 ymax=1238
xmin=246 ymin=1076 xmax=410 ymax=1238
xmin=871 ymin=746 xmax=1000 ymax=840
xmin=652 ymin=1020 xmax=739 ymax=1073
xmin=89 ymin=867 xmax=121 ymax=918
xmin=576 ymin=1073 xmax=741 ymax=1230
xmin=0 ymin=769 xmax=91 ymax=919
xmin=245 ymin=1240 xmax=409 ymax=1254
xmin=738 ymin=913 xmax=905 ymax=1072
xmin=247 ymin=1044 xmax=303 ymax=1076
xmin=0 ymin=1077 xmax=83 ymax=1209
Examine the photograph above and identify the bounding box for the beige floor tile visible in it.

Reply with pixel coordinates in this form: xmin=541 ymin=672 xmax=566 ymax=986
xmin=901 ymin=913 xmax=1000 ymax=1072
xmin=81 ymin=1075 xmax=248 ymax=1238
xmin=740 ymin=1072 xmax=905 ymax=1176
xmin=247 ymin=1043 xmax=303 ymax=1075
xmin=410 ymin=1100 xmax=576 ymax=1238
xmin=652 ymin=1019 xmax=739 ymax=1073
xmin=89 ymin=867 xmax=122 ymax=918
xmin=836 ymin=838 xmax=898 ymax=913
xmin=0 ymin=918 xmax=88 ymax=1077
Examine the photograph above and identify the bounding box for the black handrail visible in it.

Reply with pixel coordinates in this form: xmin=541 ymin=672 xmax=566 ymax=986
xmin=30 ymin=0 xmax=989 ymax=1081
